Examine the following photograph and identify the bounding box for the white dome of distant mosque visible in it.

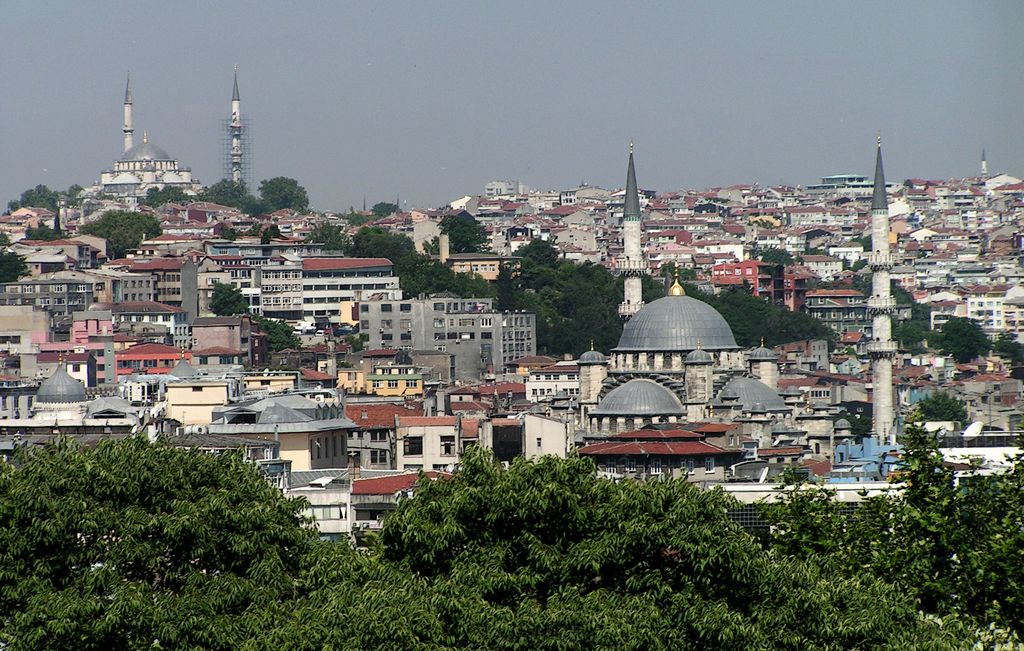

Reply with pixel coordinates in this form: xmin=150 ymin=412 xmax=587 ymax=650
xmin=121 ymin=135 xmax=172 ymax=162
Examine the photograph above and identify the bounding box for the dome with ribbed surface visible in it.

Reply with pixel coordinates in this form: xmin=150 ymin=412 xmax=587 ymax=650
xmin=719 ymin=376 xmax=787 ymax=412
xmin=121 ymin=140 xmax=171 ymax=162
xmin=685 ymin=348 xmax=713 ymax=364
xmin=748 ymin=346 xmax=778 ymax=361
xmin=578 ymin=349 xmax=607 ymax=365
xmin=36 ymin=366 xmax=87 ymax=404
xmin=834 ymin=418 xmax=852 ymax=430
xmin=591 ymin=378 xmax=684 ymax=416
xmin=615 ymin=295 xmax=737 ymax=351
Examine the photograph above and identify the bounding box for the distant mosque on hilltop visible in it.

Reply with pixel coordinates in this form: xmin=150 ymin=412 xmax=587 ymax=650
xmin=86 ymin=70 xmax=250 ymax=205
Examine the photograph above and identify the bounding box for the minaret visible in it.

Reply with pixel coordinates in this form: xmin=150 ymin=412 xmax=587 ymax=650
xmin=123 ymin=72 xmax=134 ymax=153
xmin=981 ymin=149 xmax=989 ymax=180
xmin=229 ymin=66 xmax=243 ymax=183
xmin=617 ymin=142 xmax=647 ymax=318
xmin=867 ymin=135 xmax=897 ymax=445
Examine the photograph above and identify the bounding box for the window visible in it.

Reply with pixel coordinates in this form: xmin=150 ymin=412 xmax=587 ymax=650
xmin=686 ymin=458 xmax=696 ymax=473
xmin=400 ymin=304 xmax=411 ymax=312
xmin=649 ymin=458 xmax=662 ymax=475
xmin=370 ymin=431 xmax=388 ymax=442
xmin=704 ymin=457 xmax=715 ymax=473
xmin=404 ymin=436 xmax=423 ymax=456
xmin=625 ymin=458 xmax=636 ymax=473
xmin=440 ymin=435 xmax=456 ymax=455
xmin=381 ymin=304 xmax=393 ymax=312
xmin=387 ymin=380 xmax=399 ymax=389
xmin=370 ymin=449 xmax=388 ymax=464
xmin=307 ymin=504 xmax=345 ymax=521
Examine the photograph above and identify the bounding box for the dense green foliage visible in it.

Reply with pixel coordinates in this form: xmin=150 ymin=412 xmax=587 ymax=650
xmin=199 ymin=180 xmax=258 ymax=213
xmin=306 ymin=221 xmax=349 ymax=251
xmin=77 ymin=210 xmax=161 ymax=259
xmin=0 ymin=437 xmax=315 ymax=649
xmin=993 ymin=332 xmax=1024 ymax=364
xmin=933 ymin=317 xmax=992 ymax=363
xmin=440 ymin=212 xmax=488 ymax=253
xmin=370 ymin=202 xmax=398 ymax=217
xmin=259 ymin=177 xmax=309 ymax=213
xmin=254 ymin=315 xmax=301 ymax=352
xmin=913 ymin=391 xmax=968 ymax=423
xmin=7 ymin=184 xmax=61 ymax=212
xmin=0 ymin=440 xmax=971 ymax=649
xmin=22 ymin=224 xmax=62 ymax=241
xmin=210 ymin=282 xmax=250 ymax=316
xmin=688 ymin=285 xmax=836 ymax=348
xmin=0 ymin=251 xmax=27 ymax=283
xmin=141 ymin=185 xmax=189 ymax=208
xmin=761 ymin=424 xmax=1024 ymax=641
xmin=756 ymin=247 xmax=794 ymax=266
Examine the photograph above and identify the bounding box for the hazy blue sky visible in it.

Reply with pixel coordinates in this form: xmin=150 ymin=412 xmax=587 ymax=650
xmin=2 ymin=1 xmax=1021 ymax=211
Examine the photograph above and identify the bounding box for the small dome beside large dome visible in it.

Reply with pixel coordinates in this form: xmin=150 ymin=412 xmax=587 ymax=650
xmin=615 ymin=295 xmax=738 ymax=352
xmin=591 ymin=379 xmax=685 ymax=417
xmin=718 ymin=376 xmax=787 ymax=412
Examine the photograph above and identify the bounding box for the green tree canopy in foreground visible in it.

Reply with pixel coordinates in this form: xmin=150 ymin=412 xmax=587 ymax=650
xmin=932 ymin=317 xmax=991 ymax=363
xmin=0 ymin=437 xmax=315 ymax=649
xmin=259 ymin=177 xmax=309 ymax=213
xmin=440 ymin=212 xmax=488 ymax=253
xmin=0 ymin=439 xmax=970 ymax=649
xmin=78 ymin=210 xmax=161 ymax=259
xmin=0 ymin=251 xmax=27 ymax=283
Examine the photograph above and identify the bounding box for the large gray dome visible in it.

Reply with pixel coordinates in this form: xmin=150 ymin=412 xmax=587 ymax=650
xmin=718 ymin=376 xmax=787 ymax=412
xmin=615 ymin=295 xmax=737 ymax=351
xmin=36 ymin=366 xmax=87 ymax=404
xmin=121 ymin=140 xmax=172 ymax=162
xmin=591 ymin=378 xmax=685 ymax=417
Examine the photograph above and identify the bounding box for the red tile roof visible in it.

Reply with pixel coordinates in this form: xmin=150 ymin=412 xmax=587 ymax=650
xmin=193 ymin=346 xmax=245 ymax=356
xmin=129 ymin=258 xmax=187 ymax=271
xmin=351 ymin=471 xmax=449 ymax=495
xmin=299 ymin=367 xmax=334 ymax=381
xmin=346 ymin=402 xmax=423 ymax=429
xmin=607 ymin=428 xmax=703 ymax=440
xmin=758 ymin=446 xmax=804 ymax=457
xmin=119 ymin=342 xmax=184 ymax=356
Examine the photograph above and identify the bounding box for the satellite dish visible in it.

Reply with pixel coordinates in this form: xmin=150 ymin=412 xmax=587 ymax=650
xmin=962 ymin=421 xmax=984 ymax=438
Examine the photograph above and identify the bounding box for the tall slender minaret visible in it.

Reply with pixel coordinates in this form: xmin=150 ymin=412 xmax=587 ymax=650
xmin=867 ymin=135 xmax=897 ymax=445
xmin=229 ymin=66 xmax=243 ymax=183
xmin=123 ymin=72 xmax=134 ymax=153
xmin=617 ymin=142 xmax=647 ymax=318
xmin=981 ymin=148 xmax=989 ymax=180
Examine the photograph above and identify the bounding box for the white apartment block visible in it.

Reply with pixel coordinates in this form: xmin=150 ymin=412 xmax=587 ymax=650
xmin=526 ymin=361 xmax=580 ymax=401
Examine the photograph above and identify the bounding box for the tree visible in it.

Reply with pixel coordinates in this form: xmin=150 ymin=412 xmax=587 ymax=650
xmin=440 ymin=213 xmax=488 ymax=253
xmin=22 ymin=224 xmax=62 ymax=241
xmin=370 ymin=202 xmax=398 ymax=217
xmin=306 ymin=221 xmax=349 ymax=252
xmin=757 ymin=247 xmax=794 ymax=266
xmin=259 ymin=177 xmax=309 ymax=213
xmin=7 ymin=184 xmax=60 ymax=213
xmin=0 ymin=436 xmax=317 ymax=649
xmin=361 ymin=448 xmax=966 ymax=649
xmin=199 ymin=180 xmax=258 ymax=213
xmin=260 ymin=224 xmax=282 ymax=244
xmin=992 ymin=332 xmax=1024 ymax=365
xmin=348 ymin=227 xmax=416 ymax=264
xmin=0 ymin=251 xmax=27 ymax=283
xmin=78 ymin=210 xmax=161 ymax=259
xmin=141 ymin=185 xmax=189 ymax=208
xmin=912 ymin=391 xmax=968 ymax=423
xmin=761 ymin=422 xmax=1024 ymax=640
xmin=218 ymin=225 xmax=239 ymax=241
xmin=210 ymin=282 xmax=249 ymax=316
xmin=933 ymin=317 xmax=991 ymax=363
xmin=254 ymin=315 xmax=300 ymax=352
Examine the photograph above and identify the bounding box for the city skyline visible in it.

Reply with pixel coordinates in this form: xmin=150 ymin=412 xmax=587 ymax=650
xmin=3 ymin=1 xmax=1021 ymax=211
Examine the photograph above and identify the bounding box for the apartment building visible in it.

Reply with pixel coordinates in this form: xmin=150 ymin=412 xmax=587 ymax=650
xmin=359 ymin=296 xmax=536 ymax=380
xmin=526 ymin=361 xmax=580 ymax=401
xmin=127 ymin=258 xmax=199 ymax=321
xmin=301 ymin=257 xmax=401 ymax=325
xmin=395 ymin=415 xmax=461 ymax=471
xmin=0 ymin=270 xmax=98 ymax=317
xmin=804 ymin=289 xmax=870 ymax=336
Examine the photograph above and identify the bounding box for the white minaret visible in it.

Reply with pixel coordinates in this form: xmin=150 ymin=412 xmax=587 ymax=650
xmin=123 ymin=72 xmax=134 ymax=153
xmin=230 ymin=66 xmax=243 ymax=183
xmin=867 ymin=135 xmax=897 ymax=445
xmin=617 ymin=142 xmax=647 ymax=317
xmin=981 ymin=148 xmax=989 ymax=180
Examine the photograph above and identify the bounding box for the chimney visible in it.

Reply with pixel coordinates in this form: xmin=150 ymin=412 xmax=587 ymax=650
xmin=439 ymin=232 xmax=450 ymax=264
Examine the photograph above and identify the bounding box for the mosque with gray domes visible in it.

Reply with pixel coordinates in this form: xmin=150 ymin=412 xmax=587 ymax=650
xmin=576 ymin=148 xmax=853 ymax=457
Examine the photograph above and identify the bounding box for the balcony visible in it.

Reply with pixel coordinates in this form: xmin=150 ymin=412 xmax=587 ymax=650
xmin=868 ymin=253 xmax=896 ymax=269
xmin=867 ymin=296 xmax=897 ymax=312
xmin=866 ymin=340 xmax=898 ymax=356
xmin=615 ymin=258 xmax=648 ymax=274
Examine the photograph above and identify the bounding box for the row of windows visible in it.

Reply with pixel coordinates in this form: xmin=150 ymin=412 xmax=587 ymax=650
xmin=602 ymin=456 xmax=716 ymax=474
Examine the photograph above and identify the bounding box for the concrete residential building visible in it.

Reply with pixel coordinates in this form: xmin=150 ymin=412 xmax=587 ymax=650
xmin=805 ymin=289 xmax=871 ymax=336
xmin=191 ymin=315 xmax=266 ymax=366
xmin=100 ymin=301 xmax=192 ymax=349
xmin=301 ymin=257 xmax=401 ymax=325
xmin=395 ymin=415 xmax=462 ymax=471
xmin=127 ymin=258 xmax=199 ymax=321
xmin=0 ymin=305 xmax=50 ymax=354
xmin=359 ymin=296 xmax=536 ymax=380
xmin=526 ymin=361 xmax=580 ymax=402
xmin=0 ymin=271 xmax=98 ymax=317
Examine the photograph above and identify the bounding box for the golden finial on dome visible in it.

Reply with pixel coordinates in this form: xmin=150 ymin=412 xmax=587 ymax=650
xmin=629 ymin=139 xmax=633 ymax=155
xmin=590 ymin=340 xmax=595 ymax=351
xmin=696 ymin=338 xmax=702 ymax=350
xmin=180 ymin=346 xmax=186 ymax=360
xmin=668 ymin=269 xmax=685 ymax=296
xmin=143 ymin=131 xmax=149 ymax=143
xmin=760 ymin=337 xmax=765 ymax=347
xmin=876 ymin=131 xmax=881 ymax=148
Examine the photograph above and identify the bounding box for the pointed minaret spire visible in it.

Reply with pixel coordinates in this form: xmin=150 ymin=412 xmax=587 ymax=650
xmin=867 ymin=133 xmax=897 ymax=446
xmin=122 ymin=71 xmax=135 ymax=153
xmin=981 ymin=148 xmax=989 ymax=179
xmin=228 ymin=67 xmax=243 ymax=183
xmin=624 ymin=140 xmax=641 ymax=221
xmin=617 ymin=141 xmax=648 ymax=318
xmin=232 ymin=65 xmax=240 ymax=102
xmin=871 ymin=133 xmax=886 ymax=211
